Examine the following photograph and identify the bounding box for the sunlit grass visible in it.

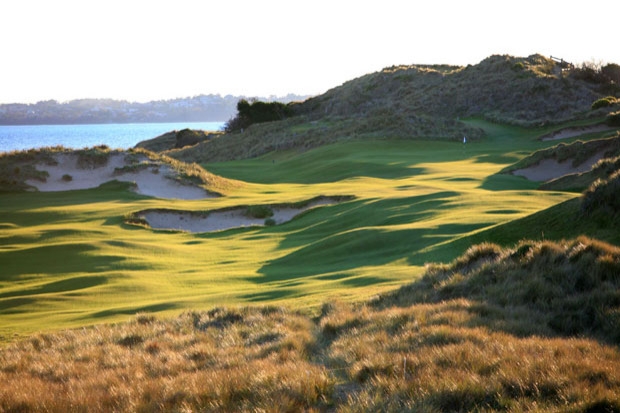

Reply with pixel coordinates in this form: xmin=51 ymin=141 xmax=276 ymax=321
xmin=0 ymin=120 xmax=598 ymax=340
xmin=1 ymin=118 xmax=620 ymax=410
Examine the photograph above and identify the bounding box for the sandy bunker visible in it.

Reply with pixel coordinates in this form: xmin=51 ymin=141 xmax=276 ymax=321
xmin=540 ymin=124 xmax=615 ymax=141
xmin=511 ymin=150 xmax=607 ymax=182
xmin=137 ymin=198 xmax=341 ymax=233
xmin=26 ymin=152 xmax=214 ymax=200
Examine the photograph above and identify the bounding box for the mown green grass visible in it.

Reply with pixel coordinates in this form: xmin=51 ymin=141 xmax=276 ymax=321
xmin=0 ymin=119 xmax=602 ymax=340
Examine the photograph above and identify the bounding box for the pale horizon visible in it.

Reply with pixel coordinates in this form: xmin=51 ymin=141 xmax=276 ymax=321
xmin=2 ymin=0 xmax=618 ymax=105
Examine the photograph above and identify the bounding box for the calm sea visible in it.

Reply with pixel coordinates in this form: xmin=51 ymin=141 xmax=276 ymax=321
xmin=0 ymin=122 xmax=225 ymax=153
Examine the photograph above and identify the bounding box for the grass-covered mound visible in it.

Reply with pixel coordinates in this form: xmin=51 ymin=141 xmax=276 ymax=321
xmin=135 ymin=128 xmax=222 ymax=152
xmin=299 ymin=54 xmax=601 ymax=127
xmin=1 ymin=237 xmax=619 ymax=412
xmin=158 ymin=54 xmax=613 ymax=164
xmin=581 ymin=168 xmax=620 ymax=223
xmin=379 ymin=237 xmax=620 ymax=343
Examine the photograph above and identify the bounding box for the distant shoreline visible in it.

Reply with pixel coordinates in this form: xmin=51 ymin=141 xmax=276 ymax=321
xmin=0 ymin=120 xmax=227 ymax=127
xmin=0 ymin=94 xmax=308 ymax=126
xmin=0 ymin=121 xmax=225 ymax=152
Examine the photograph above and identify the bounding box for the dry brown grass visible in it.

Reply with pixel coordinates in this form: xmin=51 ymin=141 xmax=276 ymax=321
xmin=2 ymin=237 xmax=620 ymax=412
xmin=323 ymin=299 xmax=620 ymax=412
xmin=0 ymin=307 xmax=332 ymax=412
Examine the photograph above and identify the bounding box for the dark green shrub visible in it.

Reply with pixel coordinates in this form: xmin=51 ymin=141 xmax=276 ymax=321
xmin=224 ymin=99 xmax=294 ymax=132
xmin=245 ymin=205 xmax=273 ymax=219
xmin=61 ymin=174 xmax=73 ymax=182
xmin=264 ymin=218 xmax=276 ymax=226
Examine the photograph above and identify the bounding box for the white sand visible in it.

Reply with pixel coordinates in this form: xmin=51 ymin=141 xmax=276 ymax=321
xmin=512 ymin=151 xmax=605 ymax=182
xmin=140 ymin=198 xmax=337 ymax=233
xmin=25 ymin=153 xmax=213 ymax=200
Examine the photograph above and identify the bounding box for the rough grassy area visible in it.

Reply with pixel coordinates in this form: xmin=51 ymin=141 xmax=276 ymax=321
xmin=1 ymin=237 xmax=619 ymax=412
xmin=300 ymin=54 xmax=603 ymax=126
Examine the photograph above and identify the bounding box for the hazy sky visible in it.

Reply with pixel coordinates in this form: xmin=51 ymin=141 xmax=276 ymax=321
xmin=1 ymin=0 xmax=618 ymax=104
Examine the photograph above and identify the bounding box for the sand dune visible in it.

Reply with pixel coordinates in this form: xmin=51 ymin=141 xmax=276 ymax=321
xmin=26 ymin=152 xmax=213 ymax=200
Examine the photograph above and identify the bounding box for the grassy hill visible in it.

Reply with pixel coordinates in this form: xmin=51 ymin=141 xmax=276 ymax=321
xmin=158 ymin=54 xmax=611 ymax=163
xmin=1 ymin=54 xmax=620 ymax=411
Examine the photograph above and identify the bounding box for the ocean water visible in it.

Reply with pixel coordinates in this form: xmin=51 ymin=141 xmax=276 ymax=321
xmin=0 ymin=122 xmax=225 ymax=153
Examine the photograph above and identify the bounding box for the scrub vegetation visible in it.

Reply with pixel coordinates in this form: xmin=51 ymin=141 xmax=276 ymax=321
xmin=1 ymin=53 xmax=620 ymax=411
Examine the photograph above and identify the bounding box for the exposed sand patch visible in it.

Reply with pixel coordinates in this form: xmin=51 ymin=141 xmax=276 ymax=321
xmin=512 ymin=151 xmax=606 ymax=182
xmin=25 ymin=153 xmax=213 ymax=200
xmin=540 ymin=124 xmax=614 ymax=141
xmin=137 ymin=198 xmax=340 ymax=233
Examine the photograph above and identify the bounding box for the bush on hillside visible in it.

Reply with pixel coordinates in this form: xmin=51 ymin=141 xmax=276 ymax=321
xmin=224 ymin=99 xmax=294 ymax=133
xmin=591 ymin=96 xmax=617 ymax=110
xmin=581 ymin=170 xmax=620 ymax=220
xmin=572 ymin=61 xmax=620 ymax=94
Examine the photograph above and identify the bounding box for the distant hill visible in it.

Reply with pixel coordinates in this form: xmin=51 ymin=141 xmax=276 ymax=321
xmin=159 ymin=54 xmax=617 ymax=163
xmin=0 ymin=94 xmax=309 ymax=125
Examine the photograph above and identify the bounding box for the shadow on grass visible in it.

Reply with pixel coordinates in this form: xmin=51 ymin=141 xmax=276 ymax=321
xmin=87 ymin=302 xmax=179 ymax=319
xmin=241 ymin=288 xmax=301 ymax=302
xmin=0 ymin=275 xmax=109 ymax=299
xmin=249 ymin=192 xmax=488 ymax=285
xmin=208 ymin=150 xmax=429 ymax=184
xmin=0 ymin=243 xmax=148 ymax=280
xmin=479 ymin=173 xmax=539 ymax=191
xmin=0 ymin=182 xmax=144 ymax=210
xmin=0 ymin=297 xmax=36 ymax=313
xmin=256 ymin=221 xmax=487 ymax=284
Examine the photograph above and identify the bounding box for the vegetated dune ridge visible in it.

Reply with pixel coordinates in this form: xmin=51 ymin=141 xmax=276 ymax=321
xmin=1 ymin=237 xmax=619 ymax=412
xmin=162 ymin=54 xmax=610 ymax=163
